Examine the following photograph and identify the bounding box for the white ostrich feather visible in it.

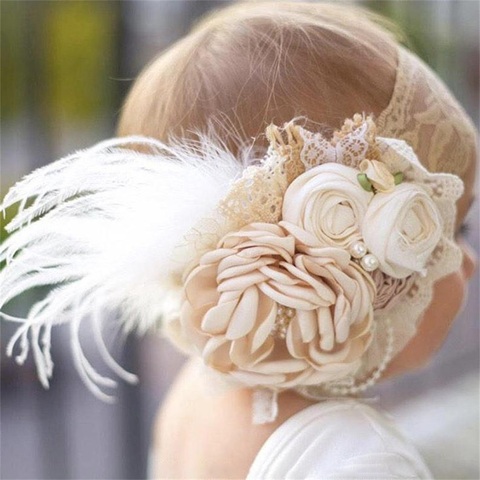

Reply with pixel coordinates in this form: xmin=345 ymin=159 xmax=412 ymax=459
xmin=1 ymin=134 xmax=245 ymax=401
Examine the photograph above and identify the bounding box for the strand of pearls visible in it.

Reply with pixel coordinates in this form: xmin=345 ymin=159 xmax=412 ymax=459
xmin=323 ymin=317 xmax=394 ymax=396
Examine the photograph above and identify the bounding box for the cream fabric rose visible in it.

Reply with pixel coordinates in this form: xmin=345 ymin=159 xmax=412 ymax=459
xmin=170 ymin=222 xmax=376 ymax=388
xmin=363 ymin=183 xmax=443 ymax=278
xmin=282 ymin=164 xmax=373 ymax=249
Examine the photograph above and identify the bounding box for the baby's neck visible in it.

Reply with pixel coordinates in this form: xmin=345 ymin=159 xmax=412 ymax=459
xmin=151 ymin=359 xmax=316 ymax=479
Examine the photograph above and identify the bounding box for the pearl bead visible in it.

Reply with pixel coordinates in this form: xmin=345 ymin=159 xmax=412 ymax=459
xmin=349 ymin=241 xmax=367 ymax=259
xmin=271 ymin=306 xmax=295 ymax=339
xmin=360 ymin=253 xmax=379 ymax=272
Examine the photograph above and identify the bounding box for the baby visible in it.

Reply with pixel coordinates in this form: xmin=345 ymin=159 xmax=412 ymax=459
xmin=118 ymin=3 xmax=476 ymax=478
xmin=1 ymin=2 xmax=477 ymax=479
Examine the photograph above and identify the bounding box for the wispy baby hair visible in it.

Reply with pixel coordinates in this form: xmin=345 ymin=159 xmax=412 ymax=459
xmin=118 ymin=2 xmax=401 ymax=149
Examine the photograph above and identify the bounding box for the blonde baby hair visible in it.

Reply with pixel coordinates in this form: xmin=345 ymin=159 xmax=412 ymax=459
xmin=118 ymin=2 xmax=401 ymax=149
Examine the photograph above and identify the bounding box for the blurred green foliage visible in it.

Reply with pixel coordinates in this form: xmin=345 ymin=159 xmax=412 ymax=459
xmin=43 ymin=1 xmax=117 ymax=120
xmin=1 ymin=0 xmax=118 ymax=121
xmin=1 ymin=1 xmax=28 ymax=118
xmin=365 ymin=0 xmax=456 ymax=75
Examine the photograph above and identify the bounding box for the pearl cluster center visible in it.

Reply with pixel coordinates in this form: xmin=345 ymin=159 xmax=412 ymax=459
xmin=271 ymin=305 xmax=295 ymax=339
xmin=349 ymin=241 xmax=379 ymax=272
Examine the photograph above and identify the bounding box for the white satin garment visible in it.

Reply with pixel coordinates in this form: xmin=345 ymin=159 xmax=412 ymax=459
xmin=247 ymin=399 xmax=432 ymax=479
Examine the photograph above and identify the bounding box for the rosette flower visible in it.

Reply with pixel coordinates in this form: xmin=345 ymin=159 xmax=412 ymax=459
xmin=359 ymin=159 xmax=396 ymax=193
xmin=363 ymin=183 xmax=443 ymax=278
xmin=282 ymin=163 xmax=373 ymax=249
xmin=371 ymin=269 xmax=415 ymax=312
xmin=174 ymin=223 xmax=376 ymax=388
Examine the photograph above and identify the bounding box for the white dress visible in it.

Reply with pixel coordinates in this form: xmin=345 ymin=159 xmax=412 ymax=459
xmin=247 ymin=399 xmax=432 ymax=479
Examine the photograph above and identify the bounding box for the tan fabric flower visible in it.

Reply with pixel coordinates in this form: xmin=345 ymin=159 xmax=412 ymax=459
xmin=282 ymin=163 xmax=373 ymax=249
xmin=371 ymin=269 xmax=415 ymax=312
xmin=359 ymin=159 xmax=396 ymax=193
xmin=169 ymin=222 xmax=376 ymax=388
xmin=363 ymin=183 xmax=443 ymax=278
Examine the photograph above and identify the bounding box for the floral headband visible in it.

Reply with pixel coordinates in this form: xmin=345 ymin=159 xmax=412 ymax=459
xmin=0 ymin=111 xmax=463 ymax=422
xmin=166 ymin=115 xmax=464 ymax=416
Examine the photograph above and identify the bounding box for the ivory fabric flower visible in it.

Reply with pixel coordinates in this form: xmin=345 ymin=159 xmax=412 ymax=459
xmin=172 ymin=222 xmax=376 ymax=388
xmin=371 ymin=269 xmax=415 ymax=312
xmin=282 ymin=164 xmax=373 ymax=249
xmin=359 ymin=159 xmax=396 ymax=193
xmin=363 ymin=183 xmax=443 ymax=278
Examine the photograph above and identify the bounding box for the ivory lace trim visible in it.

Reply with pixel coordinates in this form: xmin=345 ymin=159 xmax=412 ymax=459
xmin=377 ymin=47 xmax=476 ymax=175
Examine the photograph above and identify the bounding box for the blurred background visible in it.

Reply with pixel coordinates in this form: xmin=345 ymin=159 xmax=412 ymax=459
xmin=0 ymin=1 xmax=478 ymax=479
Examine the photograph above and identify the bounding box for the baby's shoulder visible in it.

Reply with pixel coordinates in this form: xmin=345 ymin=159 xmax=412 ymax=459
xmin=248 ymin=399 xmax=432 ymax=479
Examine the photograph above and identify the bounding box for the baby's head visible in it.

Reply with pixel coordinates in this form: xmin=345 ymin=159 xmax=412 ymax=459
xmin=118 ymin=2 xmax=398 ymax=145
xmin=119 ymin=2 xmax=477 ymax=379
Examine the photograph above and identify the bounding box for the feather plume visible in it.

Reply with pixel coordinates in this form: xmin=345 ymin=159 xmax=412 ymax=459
xmin=1 ymin=134 xmax=245 ymax=401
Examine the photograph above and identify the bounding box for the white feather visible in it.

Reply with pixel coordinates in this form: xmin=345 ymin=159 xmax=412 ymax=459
xmin=1 ymin=134 xmax=246 ymax=400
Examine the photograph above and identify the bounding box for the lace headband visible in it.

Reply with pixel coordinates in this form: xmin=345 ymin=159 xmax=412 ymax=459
xmin=377 ymin=47 xmax=476 ymax=175
xmin=0 ymin=46 xmax=473 ymax=420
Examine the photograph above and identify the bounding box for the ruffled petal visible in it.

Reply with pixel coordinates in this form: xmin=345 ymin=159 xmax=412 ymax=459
xmin=225 ymin=286 xmax=259 ymax=340
xmin=201 ymin=299 xmax=238 ymax=334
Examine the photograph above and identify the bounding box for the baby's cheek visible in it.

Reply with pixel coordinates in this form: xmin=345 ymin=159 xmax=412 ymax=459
xmin=428 ymin=271 xmax=467 ymax=331
xmin=383 ymin=270 xmax=466 ymax=378
xmin=419 ymin=271 xmax=467 ymax=357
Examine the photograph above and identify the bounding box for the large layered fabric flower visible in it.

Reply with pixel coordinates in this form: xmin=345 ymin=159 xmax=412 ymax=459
xmin=362 ymin=183 xmax=443 ymax=278
xmin=282 ymin=164 xmax=373 ymax=249
xmin=174 ymin=223 xmax=376 ymax=388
